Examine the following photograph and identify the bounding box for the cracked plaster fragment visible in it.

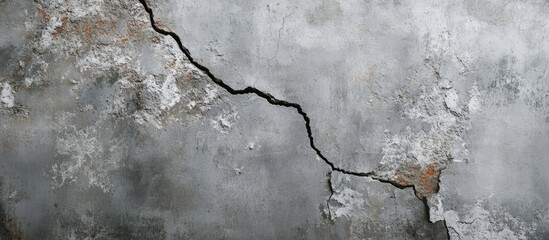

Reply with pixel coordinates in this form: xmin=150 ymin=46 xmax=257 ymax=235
xmin=427 ymin=194 xmax=445 ymax=223
xmin=374 ymin=84 xmax=474 ymax=199
xmin=434 ymin=199 xmax=536 ymax=240
xmin=430 ymin=101 xmax=549 ymax=238
xmin=328 ymin=172 xmax=449 ymax=239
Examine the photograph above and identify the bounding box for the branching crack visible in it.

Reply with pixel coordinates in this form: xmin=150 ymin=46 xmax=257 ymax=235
xmin=137 ymin=2 xmax=447 ymax=236
xmin=138 ymin=0 xmax=373 ymax=178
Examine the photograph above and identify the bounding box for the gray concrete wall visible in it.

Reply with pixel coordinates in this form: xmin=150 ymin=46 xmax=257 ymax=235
xmin=0 ymin=0 xmax=547 ymax=239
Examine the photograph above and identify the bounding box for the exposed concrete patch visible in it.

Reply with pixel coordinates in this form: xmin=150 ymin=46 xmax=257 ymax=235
xmin=327 ymin=172 xmax=449 ymax=239
xmin=440 ymin=200 xmax=535 ymax=240
xmin=373 ymin=83 xmax=474 ymax=199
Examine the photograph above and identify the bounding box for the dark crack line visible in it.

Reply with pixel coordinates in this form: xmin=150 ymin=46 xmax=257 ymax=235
xmin=446 ymin=222 xmax=458 ymax=239
xmin=137 ymin=0 xmax=372 ymax=178
xmin=458 ymin=218 xmax=480 ymax=225
xmin=136 ymin=3 xmax=449 ymax=234
xmin=326 ymin=171 xmax=334 ymax=221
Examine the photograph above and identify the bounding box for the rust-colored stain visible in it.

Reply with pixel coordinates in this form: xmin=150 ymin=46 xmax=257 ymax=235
xmin=416 ymin=163 xmax=442 ymax=198
xmin=418 ymin=164 xmax=437 ymax=192
xmin=121 ymin=21 xmax=148 ymax=46
xmin=53 ymin=17 xmax=69 ymax=36
xmin=165 ymin=59 xmax=177 ymax=69
xmin=82 ymin=22 xmax=95 ymax=41
xmin=38 ymin=8 xmax=49 ymax=22
xmin=155 ymin=20 xmax=169 ymax=30
xmin=80 ymin=19 xmax=117 ymax=41
xmin=395 ymin=171 xmax=412 ymax=186
xmin=394 ymin=165 xmax=420 ymax=187
xmin=98 ymin=19 xmax=116 ymax=29
xmin=391 ymin=163 xmax=442 ymax=199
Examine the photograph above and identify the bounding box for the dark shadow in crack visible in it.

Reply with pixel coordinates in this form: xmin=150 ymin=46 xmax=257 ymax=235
xmin=137 ymin=0 xmax=372 ymax=177
xmin=136 ymin=1 xmax=449 ymax=236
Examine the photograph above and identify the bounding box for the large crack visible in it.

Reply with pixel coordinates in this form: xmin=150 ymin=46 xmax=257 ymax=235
xmin=137 ymin=0 xmax=449 ymax=236
xmin=137 ymin=0 xmax=372 ymax=178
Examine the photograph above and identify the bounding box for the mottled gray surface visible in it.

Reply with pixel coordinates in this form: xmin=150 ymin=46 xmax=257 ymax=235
xmin=0 ymin=0 xmax=548 ymax=239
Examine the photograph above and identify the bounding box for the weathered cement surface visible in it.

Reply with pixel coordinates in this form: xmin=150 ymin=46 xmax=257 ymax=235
xmin=148 ymin=0 xmax=549 ymax=238
xmin=0 ymin=0 xmax=547 ymax=239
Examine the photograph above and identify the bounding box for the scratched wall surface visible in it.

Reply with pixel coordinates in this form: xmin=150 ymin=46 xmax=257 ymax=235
xmin=0 ymin=0 xmax=548 ymax=239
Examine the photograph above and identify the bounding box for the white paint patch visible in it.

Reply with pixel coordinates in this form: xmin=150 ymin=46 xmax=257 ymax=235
xmin=210 ymin=111 xmax=239 ymax=133
xmin=203 ymin=84 xmax=218 ymax=104
xmin=39 ymin=29 xmax=54 ymax=48
xmin=1 ymin=83 xmax=15 ymax=108
xmin=444 ymin=88 xmax=460 ymax=113
xmin=378 ymin=85 xmax=471 ymax=178
xmin=427 ymin=194 xmax=445 ymax=222
xmin=66 ymin=0 xmax=104 ymax=19
xmin=24 ymin=77 xmax=35 ymax=87
xmin=133 ymin=111 xmax=162 ymax=129
xmin=187 ymin=100 xmax=196 ymax=109
xmin=331 ymin=188 xmax=365 ymax=219
xmin=405 ymin=86 xmax=458 ymax=130
xmin=468 ymin=83 xmax=482 ymax=113
xmin=451 ymin=142 xmax=469 ymax=163
xmin=160 ymin=72 xmax=182 ymax=110
xmin=52 ymin=126 xmax=126 ymax=192
xmin=378 ymin=127 xmax=413 ymax=173
xmin=78 ymin=47 xmax=130 ymax=71
xmin=183 ymin=84 xmax=223 ymax=112
xmin=132 ymin=74 xmax=182 ymax=128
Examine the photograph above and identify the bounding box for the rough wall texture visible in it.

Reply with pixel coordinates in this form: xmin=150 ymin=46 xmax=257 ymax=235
xmin=0 ymin=0 xmax=548 ymax=239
